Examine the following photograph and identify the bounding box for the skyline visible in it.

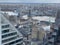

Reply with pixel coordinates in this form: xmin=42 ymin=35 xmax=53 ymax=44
xmin=0 ymin=0 xmax=60 ymax=3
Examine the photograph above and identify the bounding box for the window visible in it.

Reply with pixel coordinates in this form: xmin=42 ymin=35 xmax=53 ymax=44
xmin=2 ymin=24 xmax=9 ymax=28
xmin=2 ymin=32 xmax=17 ymax=38
xmin=2 ymin=36 xmax=17 ymax=43
xmin=17 ymin=43 xmax=23 ymax=45
xmin=5 ymin=38 xmax=23 ymax=45
xmin=2 ymin=29 xmax=9 ymax=34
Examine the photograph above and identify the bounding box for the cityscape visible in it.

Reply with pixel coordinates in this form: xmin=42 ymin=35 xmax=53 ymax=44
xmin=0 ymin=3 xmax=60 ymax=45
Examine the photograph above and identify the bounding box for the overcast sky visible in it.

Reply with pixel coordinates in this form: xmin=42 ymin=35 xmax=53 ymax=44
xmin=0 ymin=0 xmax=60 ymax=3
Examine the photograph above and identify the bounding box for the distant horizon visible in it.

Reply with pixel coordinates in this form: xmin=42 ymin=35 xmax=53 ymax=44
xmin=0 ymin=0 xmax=60 ymax=3
xmin=0 ymin=2 xmax=60 ymax=4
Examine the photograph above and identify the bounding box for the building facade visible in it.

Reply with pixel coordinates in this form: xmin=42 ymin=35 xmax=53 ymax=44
xmin=0 ymin=13 xmax=23 ymax=45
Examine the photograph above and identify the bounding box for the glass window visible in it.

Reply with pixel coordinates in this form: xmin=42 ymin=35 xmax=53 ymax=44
xmin=2 ymin=24 xmax=9 ymax=28
xmin=2 ymin=36 xmax=17 ymax=43
xmin=17 ymin=43 xmax=23 ymax=45
xmin=2 ymin=29 xmax=9 ymax=34
xmin=2 ymin=32 xmax=17 ymax=38
xmin=5 ymin=38 xmax=23 ymax=45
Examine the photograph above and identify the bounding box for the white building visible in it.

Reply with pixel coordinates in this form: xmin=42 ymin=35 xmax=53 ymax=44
xmin=0 ymin=13 xmax=23 ymax=45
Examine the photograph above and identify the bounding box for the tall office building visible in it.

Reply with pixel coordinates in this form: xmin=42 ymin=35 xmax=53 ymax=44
xmin=55 ymin=10 xmax=60 ymax=26
xmin=55 ymin=9 xmax=60 ymax=45
xmin=0 ymin=13 xmax=23 ymax=45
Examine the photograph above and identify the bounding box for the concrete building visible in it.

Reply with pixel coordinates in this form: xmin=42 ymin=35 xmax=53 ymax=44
xmin=0 ymin=13 xmax=23 ymax=45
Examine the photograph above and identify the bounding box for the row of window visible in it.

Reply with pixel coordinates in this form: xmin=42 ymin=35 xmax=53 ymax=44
xmin=2 ymin=35 xmax=18 ymax=43
xmin=4 ymin=38 xmax=23 ymax=45
xmin=17 ymin=42 xmax=23 ymax=45
xmin=2 ymin=24 xmax=9 ymax=28
xmin=2 ymin=29 xmax=9 ymax=34
xmin=2 ymin=32 xmax=17 ymax=38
